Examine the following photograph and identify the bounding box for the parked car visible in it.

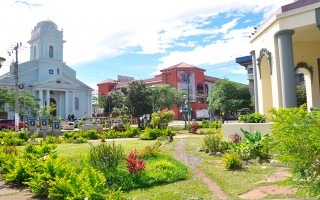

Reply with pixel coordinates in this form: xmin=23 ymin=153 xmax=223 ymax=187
xmin=0 ymin=119 xmax=24 ymax=130
xmin=111 ymin=120 xmax=124 ymax=131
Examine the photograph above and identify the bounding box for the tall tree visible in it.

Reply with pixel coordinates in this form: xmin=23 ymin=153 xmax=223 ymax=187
xmin=19 ymin=91 xmax=40 ymax=117
xmin=152 ymin=84 xmax=186 ymax=112
xmin=126 ymin=81 xmax=152 ymax=128
xmin=0 ymin=88 xmax=39 ymax=118
xmin=207 ymin=79 xmax=251 ymax=120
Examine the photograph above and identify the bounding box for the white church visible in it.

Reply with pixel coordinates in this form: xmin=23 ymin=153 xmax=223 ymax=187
xmin=0 ymin=20 xmax=93 ymax=119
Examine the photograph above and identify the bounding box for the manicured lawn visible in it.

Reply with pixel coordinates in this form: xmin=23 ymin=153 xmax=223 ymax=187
xmin=123 ymin=176 xmax=215 ymax=200
xmin=54 ymin=137 xmax=214 ymax=199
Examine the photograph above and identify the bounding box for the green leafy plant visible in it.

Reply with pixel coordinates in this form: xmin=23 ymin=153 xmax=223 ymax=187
xmin=238 ymin=112 xmax=266 ymax=123
xmin=140 ymin=127 xmax=162 ymax=140
xmin=240 ymin=128 xmax=271 ymax=159
xmin=270 ymin=105 xmax=320 ymax=197
xmin=88 ymin=142 xmax=124 ymax=180
xmin=202 ymin=129 xmax=228 ymax=153
xmin=201 ymin=120 xmax=210 ymax=128
xmin=223 ymin=151 xmax=242 ymax=170
xmin=209 ymin=120 xmax=222 ymax=129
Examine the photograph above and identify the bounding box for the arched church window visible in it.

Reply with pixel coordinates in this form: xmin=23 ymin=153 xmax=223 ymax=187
xmin=197 ymin=82 xmax=204 ymax=103
xmin=49 ymin=69 xmax=54 ymax=75
xmin=205 ymin=84 xmax=209 ymax=96
xmin=75 ymin=97 xmax=79 ymax=110
xmin=49 ymin=46 xmax=54 ymax=58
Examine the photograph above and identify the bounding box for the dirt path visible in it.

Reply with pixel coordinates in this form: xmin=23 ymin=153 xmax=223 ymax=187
xmin=173 ymin=138 xmax=228 ymax=200
xmin=172 ymin=137 xmax=297 ymax=200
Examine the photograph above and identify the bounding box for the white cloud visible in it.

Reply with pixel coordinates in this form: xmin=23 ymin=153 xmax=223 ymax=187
xmin=0 ymin=0 xmax=294 ymax=77
xmin=231 ymin=67 xmax=247 ymax=75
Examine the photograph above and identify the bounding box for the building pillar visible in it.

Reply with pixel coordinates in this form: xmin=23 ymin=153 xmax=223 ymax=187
xmin=275 ymin=29 xmax=297 ymax=108
xmin=46 ymin=90 xmax=50 ymax=107
xmin=70 ymin=91 xmax=75 ymax=115
xmin=250 ymin=50 xmax=259 ymax=112
xmin=38 ymin=90 xmax=43 ymax=106
xmin=65 ymin=91 xmax=69 ymax=119
xmin=88 ymin=93 xmax=92 ymax=118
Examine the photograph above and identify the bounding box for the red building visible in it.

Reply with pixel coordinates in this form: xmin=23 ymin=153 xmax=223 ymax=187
xmin=97 ymin=62 xmax=219 ymax=120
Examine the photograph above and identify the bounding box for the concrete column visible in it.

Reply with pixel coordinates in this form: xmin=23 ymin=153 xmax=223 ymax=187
xmin=39 ymin=90 xmax=43 ymax=106
xmin=275 ymin=29 xmax=297 ymax=108
xmin=250 ymin=50 xmax=259 ymax=112
xmin=65 ymin=91 xmax=69 ymax=119
xmin=70 ymin=91 xmax=75 ymax=115
xmin=46 ymin=90 xmax=50 ymax=107
xmin=88 ymin=94 xmax=92 ymax=118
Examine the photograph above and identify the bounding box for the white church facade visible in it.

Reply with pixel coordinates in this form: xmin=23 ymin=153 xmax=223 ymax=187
xmin=0 ymin=20 xmax=93 ymax=119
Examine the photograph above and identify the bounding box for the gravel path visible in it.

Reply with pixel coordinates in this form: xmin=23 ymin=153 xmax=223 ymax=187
xmin=173 ymin=138 xmax=228 ymax=200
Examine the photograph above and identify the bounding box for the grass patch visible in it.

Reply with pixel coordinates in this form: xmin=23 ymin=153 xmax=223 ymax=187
xmin=183 ymin=137 xmax=299 ymax=199
xmin=123 ymin=176 xmax=216 ymax=200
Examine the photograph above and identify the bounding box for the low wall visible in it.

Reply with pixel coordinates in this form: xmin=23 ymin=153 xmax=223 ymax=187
xmin=222 ymin=122 xmax=274 ymax=141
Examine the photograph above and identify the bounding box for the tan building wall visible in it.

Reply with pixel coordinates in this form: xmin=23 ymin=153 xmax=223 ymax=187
xmin=250 ymin=1 xmax=320 ymax=113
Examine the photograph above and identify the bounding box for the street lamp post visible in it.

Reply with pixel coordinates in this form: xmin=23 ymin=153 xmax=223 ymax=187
xmin=8 ymin=43 xmax=22 ymax=132
xmin=183 ymin=95 xmax=187 ymax=130
xmin=108 ymin=92 xmax=111 ymax=130
xmin=150 ymin=85 xmax=156 ymax=129
xmin=150 ymin=85 xmax=156 ymax=113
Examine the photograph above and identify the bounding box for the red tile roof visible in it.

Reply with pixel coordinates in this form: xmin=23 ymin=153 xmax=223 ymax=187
xmin=160 ymin=62 xmax=206 ymax=72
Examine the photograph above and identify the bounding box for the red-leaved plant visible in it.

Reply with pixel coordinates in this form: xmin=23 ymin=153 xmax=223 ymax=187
xmin=189 ymin=122 xmax=199 ymax=133
xmin=126 ymin=150 xmax=145 ymax=174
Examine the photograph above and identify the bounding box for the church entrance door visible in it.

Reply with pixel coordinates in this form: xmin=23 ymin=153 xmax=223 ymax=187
xmin=50 ymin=98 xmax=57 ymax=117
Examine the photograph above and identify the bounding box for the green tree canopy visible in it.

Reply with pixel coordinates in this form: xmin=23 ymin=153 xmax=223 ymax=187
xmin=126 ymin=81 xmax=152 ymax=127
xmin=207 ymin=79 xmax=251 ymax=118
xmin=0 ymin=88 xmax=39 ymax=118
xmin=152 ymin=84 xmax=186 ymax=112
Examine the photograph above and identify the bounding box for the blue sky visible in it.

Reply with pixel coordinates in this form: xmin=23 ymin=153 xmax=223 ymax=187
xmin=0 ymin=0 xmax=294 ymax=90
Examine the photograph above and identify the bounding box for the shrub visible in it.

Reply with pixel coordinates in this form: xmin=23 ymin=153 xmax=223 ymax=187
xmin=189 ymin=122 xmax=198 ymax=133
xmin=139 ymin=142 xmax=162 ymax=159
xmin=27 ymin=157 xmax=69 ymax=197
xmin=163 ymin=126 xmax=176 ymax=137
xmin=82 ymin=129 xmax=99 ymax=139
xmin=18 ymin=131 xmax=29 ymax=141
xmin=1 ymin=131 xmax=25 ymax=146
xmin=238 ymin=112 xmax=266 ymax=123
xmin=229 ymin=133 xmax=242 ymax=143
xmin=240 ymin=128 xmax=271 ymax=159
xmin=209 ymin=120 xmax=222 ymax=129
xmin=88 ymin=142 xmax=124 ymax=179
xmin=44 ymin=135 xmax=61 ymax=144
xmin=270 ymin=105 xmax=320 ymax=197
xmin=145 ymin=156 xmax=189 ymax=184
xmin=140 ymin=127 xmax=162 ymax=140
xmin=73 ymin=136 xmax=87 ymax=144
xmin=223 ymin=151 xmax=242 ymax=170
xmin=124 ymin=126 xmax=140 ymax=138
xmin=202 ymin=129 xmax=228 ymax=153
xmin=126 ymin=150 xmax=145 ymax=174
xmin=201 ymin=120 xmax=210 ymax=128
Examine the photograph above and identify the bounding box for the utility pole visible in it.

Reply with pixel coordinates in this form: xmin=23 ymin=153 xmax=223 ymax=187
xmin=9 ymin=43 xmax=22 ymax=132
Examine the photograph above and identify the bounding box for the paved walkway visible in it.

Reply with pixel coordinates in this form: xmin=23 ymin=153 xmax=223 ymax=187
xmin=0 ymin=175 xmax=40 ymax=200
